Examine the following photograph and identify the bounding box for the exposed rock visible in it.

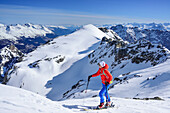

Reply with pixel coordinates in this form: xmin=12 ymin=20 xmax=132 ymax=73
xmin=0 ymin=44 xmax=24 ymax=83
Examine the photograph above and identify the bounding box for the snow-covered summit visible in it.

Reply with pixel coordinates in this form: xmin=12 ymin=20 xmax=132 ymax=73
xmin=7 ymin=24 xmax=110 ymax=98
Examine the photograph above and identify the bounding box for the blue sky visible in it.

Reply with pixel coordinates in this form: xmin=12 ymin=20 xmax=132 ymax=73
xmin=0 ymin=0 xmax=170 ymax=25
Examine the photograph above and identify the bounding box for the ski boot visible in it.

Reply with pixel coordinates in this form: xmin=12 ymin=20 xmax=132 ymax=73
xmin=97 ymin=102 xmax=104 ymax=109
xmin=105 ymin=101 xmax=112 ymax=108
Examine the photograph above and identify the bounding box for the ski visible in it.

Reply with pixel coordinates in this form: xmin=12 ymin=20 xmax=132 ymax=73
xmin=83 ymin=103 xmax=115 ymax=111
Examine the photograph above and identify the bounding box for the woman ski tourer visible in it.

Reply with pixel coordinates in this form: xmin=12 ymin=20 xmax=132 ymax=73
xmin=88 ymin=61 xmax=113 ymax=109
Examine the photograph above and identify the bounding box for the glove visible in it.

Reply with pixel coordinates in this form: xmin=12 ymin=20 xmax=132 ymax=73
xmin=88 ymin=75 xmax=92 ymax=81
xmin=105 ymin=82 xmax=109 ymax=86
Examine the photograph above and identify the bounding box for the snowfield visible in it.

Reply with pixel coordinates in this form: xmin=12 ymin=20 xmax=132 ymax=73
xmin=0 ymin=84 xmax=170 ymax=113
xmin=0 ymin=84 xmax=73 ymax=113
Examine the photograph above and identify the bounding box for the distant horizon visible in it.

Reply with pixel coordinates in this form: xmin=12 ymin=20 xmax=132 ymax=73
xmin=0 ymin=0 xmax=170 ymax=25
xmin=1 ymin=22 xmax=170 ymax=27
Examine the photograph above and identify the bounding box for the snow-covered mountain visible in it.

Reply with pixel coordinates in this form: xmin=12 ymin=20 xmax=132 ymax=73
xmin=85 ymin=34 xmax=170 ymax=99
xmin=6 ymin=24 xmax=170 ymax=101
xmin=0 ymin=23 xmax=53 ymax=40
xmin=1 ymin=24 xmax=170 ymax=113
xmin=0 ymin=23 xmax=74 ymax=53
xmin=62 ymin=37 xmax=170 ymax=100
xmin=98 ymin=23 xmax=170 ymax=31
xmin=7 ymin=24 xmax=110 ymax=98
xmin=110 ymin=24 xmax=170 ymax=50
xmin=123 ymin=23 xmax=170 ymax=31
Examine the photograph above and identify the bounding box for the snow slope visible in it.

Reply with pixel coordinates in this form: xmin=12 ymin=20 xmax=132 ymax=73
xmin=0 ymin=84 xmax=170 ymax=113
xmin=7 ymin=24 xmax=110 ymax=98
xmin=0 ymin=84 xmax=73 ymax=113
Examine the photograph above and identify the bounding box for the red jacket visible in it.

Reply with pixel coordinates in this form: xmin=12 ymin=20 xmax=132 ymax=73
xmin=92 ymin=64 xmax=113 ymax=84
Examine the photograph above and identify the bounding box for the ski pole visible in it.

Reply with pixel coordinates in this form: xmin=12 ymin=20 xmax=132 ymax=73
xmin=106 ymin=85 xmax=108 ymax=102
xmin=105 ymin=81 xmax=108 ymax=102
xmin=85 ymin=79 xmax=90 ymax=93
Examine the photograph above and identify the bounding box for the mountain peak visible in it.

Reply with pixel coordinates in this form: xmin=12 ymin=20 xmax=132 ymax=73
xmin=6 ymin=23 xmax=110 ymax=98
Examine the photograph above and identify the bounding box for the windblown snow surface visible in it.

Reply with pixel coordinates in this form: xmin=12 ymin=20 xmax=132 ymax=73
xmin=2 ymin=24 xmax=170 ymax=113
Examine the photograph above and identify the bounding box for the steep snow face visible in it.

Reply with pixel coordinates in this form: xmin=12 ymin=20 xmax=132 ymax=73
xmin=7 ymin=24 xmax=110 ymax=99
xmin=0 ymin=23 xmax=53 ymax=40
